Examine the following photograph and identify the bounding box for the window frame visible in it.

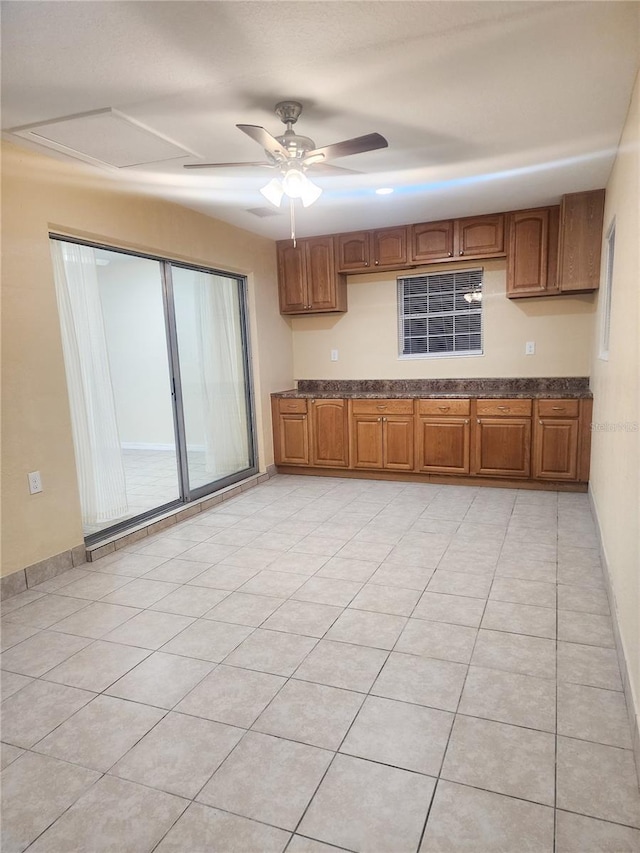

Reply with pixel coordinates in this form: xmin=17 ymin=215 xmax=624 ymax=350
xmin=598 ymin=219 xmax=615 ymax=361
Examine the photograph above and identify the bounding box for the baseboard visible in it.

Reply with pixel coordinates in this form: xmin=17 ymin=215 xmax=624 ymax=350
xmin=588 ymin=487 xmax=640 ymax=786
xmin=0 ymin=544 xmax=87 ymax=599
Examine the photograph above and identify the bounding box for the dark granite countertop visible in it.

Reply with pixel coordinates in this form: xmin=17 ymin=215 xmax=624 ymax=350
xmin=273 ymin=378 xmax=592 ymax=399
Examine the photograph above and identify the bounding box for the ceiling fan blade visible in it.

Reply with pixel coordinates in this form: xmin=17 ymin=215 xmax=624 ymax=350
xmin=184 ymin=161 xmax=273 ymax=169
xmin=305 ymin=132 xmax=388 ymax=162
xmin=306 ymin=163 xmax=362 ymax=176
xmin=236 ymin=124 xmax=289 ymax=160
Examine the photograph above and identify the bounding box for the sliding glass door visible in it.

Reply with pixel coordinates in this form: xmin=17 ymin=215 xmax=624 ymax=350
xmin=50 ymin=237 xmax=256 ymax=541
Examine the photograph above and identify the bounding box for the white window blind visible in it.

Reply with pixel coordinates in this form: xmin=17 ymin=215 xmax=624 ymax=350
xmin=397 ymin=268 xmax=483 ymax=357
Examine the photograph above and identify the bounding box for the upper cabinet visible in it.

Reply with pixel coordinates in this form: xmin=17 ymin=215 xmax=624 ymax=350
xmin=409 ymin=214 xmax=505 ymax=264
xmin=557 ymin=189 xmax=605 ymax=293
xmin=337 ymin=227 xmax=408 ymax=272
xmin=277 ymin=236 xmax=347 ymax=314
xmin=506 ymin=206 xmax=560 ymax=298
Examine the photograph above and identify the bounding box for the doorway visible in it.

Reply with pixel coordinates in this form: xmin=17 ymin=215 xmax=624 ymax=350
xmin=50 ymin=237 xmax=256 ymax=542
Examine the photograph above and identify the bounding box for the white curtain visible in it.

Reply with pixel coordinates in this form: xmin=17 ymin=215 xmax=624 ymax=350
xmin=50 ymin=241 xmax=128 ymax=524
xmin=195 ymin=273 xmax=250 ymax=478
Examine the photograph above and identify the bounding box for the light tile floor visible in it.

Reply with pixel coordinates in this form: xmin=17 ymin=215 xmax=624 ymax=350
xmin=2 ymin=475 xmax=640 ymax=852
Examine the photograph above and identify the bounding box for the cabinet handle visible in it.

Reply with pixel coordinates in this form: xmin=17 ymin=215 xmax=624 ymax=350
xmin=374 ymin=259 xmax=379 ymax=266
xmin=311 ymin=399 xmax=316 ymax=404
xmin=377 ymin=417 xmax=382 ymax=422
xmin=552 ymin=406 xmax=565 ymax=411
xmin=376 ymin=405 xmax=387 ymax=410
xmin=365 ymin=261 xmax=369 ymax=267
xmin=448 ymin=252 xmax=453 ymax=257
xmin=497 ymin=405 xmax=510 ymax=411
xmin=465 ymin=419 xmax=470 ymax=424
xmin=477 ymin=419 xmax=480 ymax=424
xmin=438 ymin=405 xmax=450 ymax=411
xmin=383 ymin=417 xmax=387 ymax=422
xmin=539 ymin=420 xmax=543 ymax=425
xmin=459 ymin=250 xmax=465 ymax=256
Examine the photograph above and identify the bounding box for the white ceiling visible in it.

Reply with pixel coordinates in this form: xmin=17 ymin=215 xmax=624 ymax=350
xmin=2 ymin=1 xmax=639 ymax=240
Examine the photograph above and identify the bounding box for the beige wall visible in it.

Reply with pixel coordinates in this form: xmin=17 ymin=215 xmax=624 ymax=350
xmin=589 ymin=68 xmax=640 ymax=737
xmin=291 ymin=261 xmax=595 ymax=380
xmin=1 ymin=142 xmax=292 ymax=576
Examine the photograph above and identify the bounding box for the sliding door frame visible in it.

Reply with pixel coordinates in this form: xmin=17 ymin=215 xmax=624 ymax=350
xmin=50 ymin=234 xmax=259 ymax=544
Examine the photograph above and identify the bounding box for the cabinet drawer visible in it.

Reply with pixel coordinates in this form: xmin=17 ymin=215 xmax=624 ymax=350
xmin=277 ymin=398 xmax=308 ymax=414
xmin=538 ymin=399 xmax=580 ymax=418
xmin=417 ymin=399 xmax=470 ymax=416
xmin=351 ymin=399 xmax=414 ymax=415
xmin=477 ymin=399 xmax=532 ymax=417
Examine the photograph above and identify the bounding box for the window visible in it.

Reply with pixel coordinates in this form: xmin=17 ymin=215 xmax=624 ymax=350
xmin=599 ymin=220 xmax=615 ymax=360
xmin=397 ymin=268 xmax=483 ymax=358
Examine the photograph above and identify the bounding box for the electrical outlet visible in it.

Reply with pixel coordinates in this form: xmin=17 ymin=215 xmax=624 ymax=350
xmin=525 ymin=341 xmax=535 ymax=355
xmin=28 ymin=471 xmax=43 ymax=494
xmin=330 ymin=349 xmax=339 ymax=362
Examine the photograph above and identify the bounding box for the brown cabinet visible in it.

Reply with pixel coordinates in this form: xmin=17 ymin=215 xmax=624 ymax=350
xmin=350 ymin=399 xmax=414 ymax=470
xmin=416 ymin=400 xmax=471 ymax=474
xmin=277 ymin=236 xmax=346 ymax=314
xmin=507 ymin=207 xmax=560 ymax=298
xmin=309 ymin=399 xmax=349 ymax=467
xmin=409 ymin=214 xmax=505 ymax=264
xmin=557 ymin=189 xmax=605 ymax=292
xmin=337 ymin=227 xmax=408 ymax=272
xmin=533 ymin=399 xmax=580 ymax=481
xmin=474 ymin=400 xmax=532 ymax=478
xmin=272 ymin=398 xmax=309 ymax=465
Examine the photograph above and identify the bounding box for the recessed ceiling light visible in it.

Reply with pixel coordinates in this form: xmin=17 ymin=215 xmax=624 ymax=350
xmin=375 ymin=187 xmax=394 ymax=195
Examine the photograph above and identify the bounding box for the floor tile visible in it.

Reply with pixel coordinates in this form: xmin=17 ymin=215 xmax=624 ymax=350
xmin=557 ymin=641 xmax=623 ymax=690
xmin=348 ymin=583 xmax=421 ymax=616
xmin=142 ymin=557 xmax=216 ymax=584
xmin=395 ymin=618 xmax=476 ymax=663
xmin=1 ymin=621 xmax=41 ymax=652
xmin=154 ymin=803 xmax=290 ymax=853
xmin=0 ymin=752 xmax=100 ymax=853
xmin=494 ymin=558 xmax=557 ymax=584
xmin=176 ymin=664 xmax=285 ymax=727
xmin=0 ymin=631 xmax=92 ymax=677
xmin=286 ymin=836 xmax=345 ymax=853
xmin=458 ymin=666 xmax=556 ymax=732
xmin=441 ymin=715 xmax=555 ymax=805
xmin=372 ymin=651 xmax=467 ymax=712
xmin=187 ymin=563 xmax=260 ymax=590
xmin=34 ymin=694 xmax=165 ymax=771
xmin=292 ymin=576 xmax=363 ymax=607
xmin=558 ymin=583 xmax=610 ymax=615
xmin=223 ymin=628 xmax=317 ymax=676
xmin=160 ymin=618 xmax=252 ymax=662
xmin=1 ymin=590 xmax=46 ymax=616
xmin=134 ymin=538 xmax=196 ymax=559
xmin=420 ymin=779 xmax=554 ymax=852
xmin=293 ymin=639 xmax=388 ymax=693
xmin=0 ymin=671 xmax=33 ymax=700
xmin=198 ymin=731 xmax=332 ymax=831
xmin=325 ymin=609 xmax=407 ymax=650
xmin=557 ymin=682 xmax=633 ymax=748
xmin=42 ymin=640 xmax=151 ymax=691
xmin=47 ymin=601 xmax=140 ymax=639
xmin=337 ymin=540 xmax=394 ymax=563
xmin=292 ymin=535 xmax=349 ymax=557
xmin=555 ymin=810 xmax=640 ymax=852
xmin=56 ymin=573 xmax=132 ymax=600
xmin=317 ymin=556 xmax=379 ymax=583
xmin=481 ymin=600 xmax=556 ymax=639
xmin=299 ymin=753 xmax=435 ymax=853
xmin=92 ymin=552 xmax=169 ymax=577
xmin=558 ymin=610 xmax=615 ymax=647
xmin=1 ymin=679 xmax=95 ymax=748
xmin=102 ymin=610 xmax=194 ymax=650
xmin=557 ymin=564 xmax=606 ymax=588
xmin=262 ymin=600 xmax=343 ymax=638
xmin=368 ymin=562 xmax=435 ymax=590
xmin=203 ymin=591 xmax=285 ymax=626
xmin=253 ymin=679 xmax=363 ymax=749
xmin=239 ymin=570 xmax=309 ymax=598
xmin=471 ymin=629 xmax=556 ymax=679
xmin=220 ymin=546 xmax=280 ymax=570
xmin=427 ymin=570 xmax=492 ymax=599
xmin=25 ymin=775 xmax=187 ymax=853
xmin=179 ymin=542 xmax=239 ymax=564
xmin=101 ymin=578 xmax=181 ymax=608
xmin=268 ymin=552 xmax=330 ymax=575
xmin=341 ymin=695 xmax=453 ymax=775
xmin=105 ymin=651 xmax=215 ymax=709
xmin=207 ymin=528 xmax=261 ymax=546
xmin=413 ymin=591 xmax=485 ymax=628
xmin=148 ymin=584 xmax=229 ymax=617
xmin=111 ymin=711 xmax=243 ymax=798
xmin=556 ymin=736 xmax=640 ymax=827
xmin=489 ymin=576 xmax=556 ymax=608
xmin=3 ymin=594 xmax=89 ymax=628
xmin=1 ymin=743 xmax=24 ymax=770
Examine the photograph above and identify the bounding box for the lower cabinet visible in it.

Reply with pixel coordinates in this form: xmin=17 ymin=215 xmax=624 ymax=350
xmin=309 ymin=399 xmax=349 ymax=467
xmin=351 ymin=400 xmax=414 ymax=470
xmin=416 ymin=399 xmax=471 ymax=474
xmin=473 ymin=399 xmax=532 ymax=478
xmin=533 ymin=399 xmax=580 ymax=480
xmin=272 ymin=398 xmax=309 ymax=465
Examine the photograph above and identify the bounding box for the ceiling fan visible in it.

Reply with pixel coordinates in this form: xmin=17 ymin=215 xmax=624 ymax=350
xmin=184 ymin=101 xmax=388 ymax=208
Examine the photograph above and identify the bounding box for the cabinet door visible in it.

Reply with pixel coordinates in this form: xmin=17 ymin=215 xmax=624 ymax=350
xmin=337 ymin=232 xmax=370 ymax=271
xmin=416 ymin=417 xmax=470 ymax=474
xmin=474 ymin=417 xmax=531 ymax=477
xmin=409 ymin=221 xmax=455 ymax=263
xmin=304 ymin=237 xmax=335 ymax=310
xmin=372 ymin=227 xmax=407 ymax=268
xmin=276 ymin=413 xmax=309 ymax=465
xmin=507 ymin=209 xmax=549 ymax=297
xmin=310 ymin=399 xmax=349 ymax=467
xmin=533 ymin=418 xmax=579 ymax=480
xmin=382 ymin=416 xmax=414 ymax=470
xmin=351 ymin=415 xmax=383 ymax=468
xmin=277 ymin=242 xmax=307 ymax=312
xmin=456 ymin=215 xmax=505 ymax=258
xmin=558 ymin=189 xmax=605 ymax=292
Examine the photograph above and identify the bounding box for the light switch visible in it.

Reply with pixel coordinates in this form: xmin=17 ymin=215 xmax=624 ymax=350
xmin=331 ymin=349 xmax=339 ymax=361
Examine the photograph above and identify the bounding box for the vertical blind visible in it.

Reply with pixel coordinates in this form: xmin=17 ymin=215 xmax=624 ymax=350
xmin=397 ymin=268 xmax=483 ymax=356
